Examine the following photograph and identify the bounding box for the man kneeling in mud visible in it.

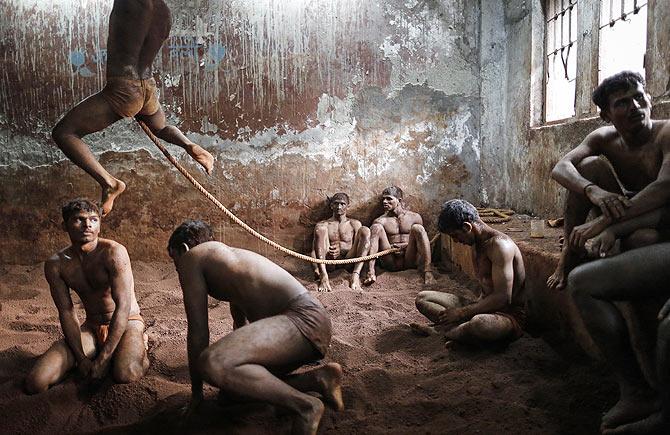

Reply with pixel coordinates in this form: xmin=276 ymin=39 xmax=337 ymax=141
xmin=411 ymin=200 xmax=526 ymax=345
xmin=168 ymin=220 xmax=343 ymax=435
xmin=311 ymin=192 xmax=370 ymax=292
xmin=25 ymin=199 xmax=148 ymax=393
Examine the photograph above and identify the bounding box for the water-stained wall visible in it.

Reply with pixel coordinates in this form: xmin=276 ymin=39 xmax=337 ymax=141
xmin=0 ymin=0 xmax=481 ymax=263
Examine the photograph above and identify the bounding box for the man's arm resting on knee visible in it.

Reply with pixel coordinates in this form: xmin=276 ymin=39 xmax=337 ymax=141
xmin=179 ymin=256 xmax=210 ymax=401
xmin=45 ymin=258 xmax=88 ymax=365
xmin=92 ymin=245 xmax=134 ymax=378
xmin=551 ymin=131 xmax=604 ymax=193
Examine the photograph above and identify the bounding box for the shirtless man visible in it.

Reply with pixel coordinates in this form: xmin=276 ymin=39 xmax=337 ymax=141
xmin=311 ymin=193 xmax=371 ymax=292
xmin=411 ymin=199 xmax=526 ymax=344
xmin=365 ymin=186 xmax=435 ymax=285
xmin=24 ymin=199 xmax=148 ymax=394
xmin=52 ymin=0 xmax=213 ymax=217
xmin=569 ymin=241 xmax=670 ymax=434
xmin=168 ymin=220 xmax=343 ymax=435
xmin=547 ymin=71 xmax=670 ymax=289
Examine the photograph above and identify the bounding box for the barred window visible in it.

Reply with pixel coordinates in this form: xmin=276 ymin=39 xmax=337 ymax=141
xmin=598 ymin=0 xmax=647 ymax=83
xmin=545 ymin=0 xmax=578 ymax=122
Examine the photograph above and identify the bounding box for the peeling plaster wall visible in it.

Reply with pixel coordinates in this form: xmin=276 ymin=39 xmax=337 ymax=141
xmin=0 ymin=0 xmax=481 ymax=263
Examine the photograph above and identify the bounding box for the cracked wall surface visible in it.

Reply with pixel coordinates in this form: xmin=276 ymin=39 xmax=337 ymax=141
xmin=0 ymin=0 xmax=481 ymax=263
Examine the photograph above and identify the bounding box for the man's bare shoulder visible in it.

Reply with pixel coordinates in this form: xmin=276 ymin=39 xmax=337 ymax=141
xmin=586 ymin=125 xmax=620 ymax=148
xmin=483 ymin=233 xmax=518 ymax=260
xmin=404 ymin=210 xmax=423 ymax=222
xmin=653 ymin=120 xmax=670 ymax=143
xmin=349 ymin=218 xmax=362 ymax=227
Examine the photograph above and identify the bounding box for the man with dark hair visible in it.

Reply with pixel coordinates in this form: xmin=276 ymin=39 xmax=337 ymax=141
xmin=168 ymin=220 xmax=343 ymax=434
xmin=411 ymin=199 xmax=526 ymax=344
xmin=311 ymin=192 xmax=370 ymax=292
xmin=25 ymin=199 xmax=148 ymax=394
xmin=52 ymin=0 xmax=213 ymax=217
xmin=365 ymin=186 xmax=435 ymax=285
xmin=547 ymin=70 xmax=670 ymax=290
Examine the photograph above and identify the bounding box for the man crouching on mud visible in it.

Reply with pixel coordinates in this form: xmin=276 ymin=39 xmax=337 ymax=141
xmin=168 ymin=220 xmax=343 ymax=435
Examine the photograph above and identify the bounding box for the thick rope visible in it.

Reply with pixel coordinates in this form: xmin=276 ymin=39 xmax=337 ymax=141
xmin=137 ymin=120 xmax=400 ymax=264
xmin=476 ymin=207 xmax=515 ymax=224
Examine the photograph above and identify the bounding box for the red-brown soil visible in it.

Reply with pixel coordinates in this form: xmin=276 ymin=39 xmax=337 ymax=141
xmin=0 ymin=259 xmax=616 ymax=434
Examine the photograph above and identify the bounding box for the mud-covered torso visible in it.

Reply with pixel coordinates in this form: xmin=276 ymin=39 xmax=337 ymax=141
xmin=58 ymin=242 xmax=139 ymax=323
xmin=325 ymin=219 xmax=357 ymax=252
xmin=603 ymin=122 xmax=668 ymax=192
xmin=197 ymin=243 xmax=307 ymax=322
xmin=472 ymin=236 xmax=525 ymax=303
xmin=377 ymin=211 xmax=422 ymax=245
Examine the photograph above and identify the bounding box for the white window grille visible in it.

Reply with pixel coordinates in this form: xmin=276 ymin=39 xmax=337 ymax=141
xmin=545 ymin=0 xmax=578 ymax=122
xmin=598 ymin=0 xmax=647 ymax=83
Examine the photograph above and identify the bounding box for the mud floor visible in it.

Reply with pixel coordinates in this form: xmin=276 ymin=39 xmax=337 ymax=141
xmin=0 ymin=259 xmax=616 ymax=434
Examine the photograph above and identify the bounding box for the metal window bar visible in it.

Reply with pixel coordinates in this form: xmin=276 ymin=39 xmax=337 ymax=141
xmin=546 ymin=0 xmax=577 ymax=58
xmin=601 ymin=0 xmax=647 ymax=29
xmin=546 ymin=0 xmax=577 ymax=80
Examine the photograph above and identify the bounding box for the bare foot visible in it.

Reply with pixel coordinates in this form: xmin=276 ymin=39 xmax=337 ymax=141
xmin=363 ymin=271 xmax=376 ymax=286
xmin=547 ymin=249 xmax=570 ymax=290
xmin=315 ymin=362 xmax=344 ymax=411
xmin=313 ymin=268 xmax=321 ymax=281
xmin=423 ymin=271 xmax=437 ymax=286
xmin=601 ymin=392 xmax=660 ymax=431
xmin=350 ymin=273 xmax=362 ymax=291
xmin=292 ymin=397 xmax=324 ymax=435
xmin=409 ymin=322 xmax=437 ymax=337
xmin=100 ymin=179 xmax=126 ymax=217
xmin=602 ymin=412 xmax=668 ymax=435
xmin=185 ymin=144 xmax=214 ymax=175
xmin=318 ymin=277 xmax=332 ymax=293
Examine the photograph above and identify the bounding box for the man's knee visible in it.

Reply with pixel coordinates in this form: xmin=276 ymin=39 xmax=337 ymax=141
xmin=24 ymin=370 xmax=49 ymax=395
xmin=51 ymin=122 xmax=70 ymax=146
xmin=198 ymin=348 xmax=235 ymax=386
xmin=415 ymin=291 xmax=430 ymax=311
xmin=576 ymin=156 xmax=609 ymax=179
xmin=358 ymin=226 xmax=371 ymax=239
xmin=370 ymin=223 xmax=384 ymax=235
xmin=410 ymin=224 xmax=427 ymax=237
xmin=315 ymin=224 xmax=328 ymax=238
xmin=113 ymin=359 xmax=146 ymax=384
xmin=624 ymin=229 xmax=660 ymax=250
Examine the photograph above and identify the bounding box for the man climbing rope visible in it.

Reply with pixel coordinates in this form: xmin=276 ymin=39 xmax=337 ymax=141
xmin=52 ymin=0 xmax=213 ymax=217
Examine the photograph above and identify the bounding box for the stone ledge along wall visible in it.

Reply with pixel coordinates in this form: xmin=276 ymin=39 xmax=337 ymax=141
xmin=0 ymin=0 xmax=482 ymax=264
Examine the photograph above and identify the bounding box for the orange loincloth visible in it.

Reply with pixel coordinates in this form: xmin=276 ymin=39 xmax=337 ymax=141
xmin=88 ymin=313 xmax=145 ymax=346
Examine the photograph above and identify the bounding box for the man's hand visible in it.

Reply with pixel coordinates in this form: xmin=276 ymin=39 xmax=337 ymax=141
xmin=588 ymin=229 xmax=618 ymax=258
xmin=434 ymin=308 xmax=463 ymax=326
xmin=569 ymin=216 xmax=610 ymax=249
xmin=77 ymin=357 xmax=93 ymax=378
xmin=585 ymin=186 xmax=631 ymax=220
xmin=89 ymin=358 xmax=111 ymax=381
xmin=326 ymin=244 xmax=340 ymax=260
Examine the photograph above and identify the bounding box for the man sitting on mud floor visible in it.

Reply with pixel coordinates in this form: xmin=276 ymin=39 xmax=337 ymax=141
xmin=25 ymin=199 xmax=148 ymax=394
xmin=569 ymin=239 xmax=670 ymax=434
xmin=365 ymin=186 xmax=435 ymax=286
xmin=411 ymin=199 xmax=526 ymax=345
xmin=52 ymin=0 xmax=213 ymax=217
xmin=546 ymin=71 xmax=670 ymax=290
xmin=168 ymin=220 xmax=343 ymax=435
xmin=311 ymin=192 xmax=370 ymax=292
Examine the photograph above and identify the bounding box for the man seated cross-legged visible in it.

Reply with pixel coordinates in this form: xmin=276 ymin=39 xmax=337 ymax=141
xmin=365 ymin=186 xmax=435 ymax=286
xmin=412 ymin=200 xmax=526 ymax=345
xmin=168 ymin=220 xmax=343 ymax=435
xmin=311 ymin=192 xmax=370 ymax=292
xmin=25 ymin=199 xmax=148 ymax=394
